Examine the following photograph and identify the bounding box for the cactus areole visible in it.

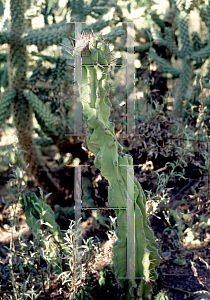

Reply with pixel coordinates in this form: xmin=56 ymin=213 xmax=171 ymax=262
xmin=73 ymin=32 xmax=160 ymax=299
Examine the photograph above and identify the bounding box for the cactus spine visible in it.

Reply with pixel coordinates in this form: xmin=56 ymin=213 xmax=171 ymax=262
xmin=72 ymin=32 xmax=160 ymax=299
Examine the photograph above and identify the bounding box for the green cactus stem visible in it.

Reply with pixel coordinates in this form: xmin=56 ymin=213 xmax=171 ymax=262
xmin=71 ymin=32 xmax=160 ymax=299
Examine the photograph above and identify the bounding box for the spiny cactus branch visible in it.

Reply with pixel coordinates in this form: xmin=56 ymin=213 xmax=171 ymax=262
xmin=0 ymin=89 xmax=16 ymax=127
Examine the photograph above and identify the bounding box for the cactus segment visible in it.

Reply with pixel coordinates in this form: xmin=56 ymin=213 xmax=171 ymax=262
xmin=191 ymin=32 xmax=203 ymax=52
xmin=198 ymin=7 xmax=209 ymax=26
xmin=165 ymin=28 xmax=183 ymax=58
xmin=0 ymin=32 xmax=10 ymax=45
xmin=151 ymin=25 xmax=167 ymax=46
xmin=178 ymin=11 xmax=192 ymax=57
xmin=172 ymin=0 xmax=185 ymax=11
xmin=23 ymin=89 xmax=59 ymax=126
xmin=73 ymin=32 xmax=160 ymax=299
xmin=149 ymin=48 xmax=180 ymax=77
xmin=134 ymin=43 xmax=151 ymax=53
xmin=151 ymin=11 xmax=166 ymax=29
xmin=0 ymin=89 xmax=16 ymax=126
xmin=191 ymin=43 xmax=210 ymax=60
xmin=180 ymin=59 xmax=193 ymax=98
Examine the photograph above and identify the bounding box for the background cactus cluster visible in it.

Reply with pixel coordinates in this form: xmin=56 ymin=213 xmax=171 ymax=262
xmin=148 ymin=0 xmax=210 ymax=119
xmin=0 ymin=0 xmax=126 ymax=203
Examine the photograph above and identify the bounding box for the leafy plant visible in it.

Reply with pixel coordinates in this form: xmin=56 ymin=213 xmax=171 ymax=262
xmin=0 ymin=136 xmax=103 ymax=299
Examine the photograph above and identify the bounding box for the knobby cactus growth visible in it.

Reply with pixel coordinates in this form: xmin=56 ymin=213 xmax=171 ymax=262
xmin=65 ymin=32 xmax=160 ymax=299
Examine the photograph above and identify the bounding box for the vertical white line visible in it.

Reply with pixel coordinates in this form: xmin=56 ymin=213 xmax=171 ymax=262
xmin=74 ymin=22 xmax=83 ymax=137
xmin=74 ymin=165 xmax=82 ymax=231
xmin=126 ymin=164 xmax=135 ymax=280
xmin=126 ymin=22 xmax=135 ymax=281
xmin=126 ymin=21 xmax=135 ymax=135
xmin=74 ymin=22 xmax=83 ymax=278
xmin=74 ymin=165 xmax=84 ymax=279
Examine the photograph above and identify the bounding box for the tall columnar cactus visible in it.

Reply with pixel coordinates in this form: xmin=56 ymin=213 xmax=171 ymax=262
xmin=149 ymin=0 xmax=210 ymax=117
xmin=68 ymin=32 xmax=160 ymax=299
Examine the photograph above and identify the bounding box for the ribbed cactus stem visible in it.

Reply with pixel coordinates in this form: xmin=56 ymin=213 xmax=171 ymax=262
xmin=73 ymin=32 xmax=160 ymax=299
xmin=9 ymin=0 xmax=27 ymax=89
